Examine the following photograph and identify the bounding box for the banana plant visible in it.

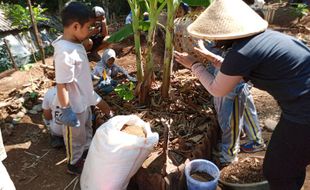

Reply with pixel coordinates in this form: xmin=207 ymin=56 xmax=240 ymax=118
xmin=161 ymin=0 xmax=212 ymax=98
xmin=107 ymin=0 xmax=212 ymax=104
xmin=161 ymin=0 xmax=181 ymax=98
xmin=139 ymin=0 xmax=167 ymax=105
xmin=127 ymin=0 xmax=144 ymax=82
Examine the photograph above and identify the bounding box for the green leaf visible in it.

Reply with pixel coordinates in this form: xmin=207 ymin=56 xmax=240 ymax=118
xmin=139 ymin=20 xmax=150 ymax=31
xmin=20 ymin=63 xmax=34 ymax=71
xmin=129 ymin=82 xmax=134 ymax=91
xmin=30 ymin=91 xmax=38 ymax=99
xmin=114 ymin=82 xmax=135 ymax=101
xmin=182 ymin=0 xmax=212 ymax=7
xmin=107 ymin=21 xmax=151 ymax=43
xmin=106 ymin=24 xmax=134 ymax=43
xmin=2 ymin=3 xmax=48 ymax=30
xmin=124 ymin=93 xmax=134 ymax=101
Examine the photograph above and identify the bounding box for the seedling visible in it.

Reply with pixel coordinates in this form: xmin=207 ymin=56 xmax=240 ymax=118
xmin=114 ymin=82 xmax=135 ymax=101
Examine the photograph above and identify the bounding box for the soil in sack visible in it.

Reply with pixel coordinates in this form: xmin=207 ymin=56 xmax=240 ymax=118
xmin=121 ymin=124 xmax=146 ymax=138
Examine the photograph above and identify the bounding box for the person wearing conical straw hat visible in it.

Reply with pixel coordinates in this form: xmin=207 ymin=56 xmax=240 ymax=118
xmin=174 ymin=0 xmax=310 ymax=189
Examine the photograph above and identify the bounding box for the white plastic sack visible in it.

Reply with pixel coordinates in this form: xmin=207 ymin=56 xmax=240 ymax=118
xmin=250 ymin=0 xmax=265 ymax=10
xmin=80 ymin=115 xmax=159 ymax=190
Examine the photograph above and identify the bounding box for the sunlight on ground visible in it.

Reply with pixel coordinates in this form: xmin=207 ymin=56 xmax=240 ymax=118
xmin=5 ymin=141 xmax=31 ymax=152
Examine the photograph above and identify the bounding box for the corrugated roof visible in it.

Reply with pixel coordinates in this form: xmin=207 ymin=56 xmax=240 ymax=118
xmin=0 ymin=10 xmax=17 ymax=32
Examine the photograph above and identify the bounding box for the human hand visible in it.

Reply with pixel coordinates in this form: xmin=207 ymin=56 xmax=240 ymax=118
xmin=128 ymin=76 xmax=137 ymax=82
xmin=106 ymin=111 xmax=114 ymax=119
xmin=43 ymin=119 xmax=51 ymax=127
xmin=174 ymin=51 xmax=198 ymax=69
xmin=99 ymin=78 xmax=111 ymax=87
xmin=99 ymin=84 xmax=115 ymax=95
xmin=102 ymin=17 xmax=107 ymax=24
xmin=195 ymin=40 xmax=215 ymax=59
xmin=56 ymin=107 xmax=80 ymax=127
xmin=194 ymin=40 xmax=223 ymax=69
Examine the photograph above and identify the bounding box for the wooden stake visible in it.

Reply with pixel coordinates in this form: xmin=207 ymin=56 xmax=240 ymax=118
xmin=27 ymin=0 xmax=46 ymax=66
xmin=3 ymin=39 xmax=17 ymax=70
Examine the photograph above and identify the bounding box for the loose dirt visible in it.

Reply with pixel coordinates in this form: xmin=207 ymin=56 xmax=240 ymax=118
xmin=191 ymin=171 xmax=214 ymax=182
xmin=220 ymin=157 xmax=265 ymax=184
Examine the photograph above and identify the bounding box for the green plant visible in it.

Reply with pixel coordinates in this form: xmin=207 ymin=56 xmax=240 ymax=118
xmin=107 ymin=0 xmax=213 ymax=104
xmin=161 ymin=0 xmax=212 ymax=98
xmin=161 ymin=0 xmax=181 ymax=98
xmin=20 ymin=63 xmax=34 ymax=71
xmin=0 ymin=44 xmax=12 ymax=72
xmin=29 ymin=91 xmax=38 ymax=99
xmin=1 ymin=3 xmax=49 ymax=65
xmin=183 ymin=0 xmax=212 ymax=7
xmin=291 ymin=3 xmax=309 ymax=19
xmin=2 ymin=4 xmax=48 ymax=30
xmin=114 ymin=82 xmax=135 ymax=101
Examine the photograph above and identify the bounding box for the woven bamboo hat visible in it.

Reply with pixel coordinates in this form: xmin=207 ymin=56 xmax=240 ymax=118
xmin=187 ymin=0 xmax=268 ymax=40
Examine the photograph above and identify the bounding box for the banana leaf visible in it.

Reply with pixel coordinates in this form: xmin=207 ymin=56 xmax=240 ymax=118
xmin=182 ymin=0 xmax=212 ymax=7
xmin=107 ymin=21 xmax=150 ymax=43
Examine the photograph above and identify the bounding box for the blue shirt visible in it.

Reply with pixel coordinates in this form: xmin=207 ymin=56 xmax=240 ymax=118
xmin=221 ymin=30 xmax=310 ymax=124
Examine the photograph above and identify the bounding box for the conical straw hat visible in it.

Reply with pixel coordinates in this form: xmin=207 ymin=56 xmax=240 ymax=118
xmin=187 ymin=0 xmax=268 ymax=40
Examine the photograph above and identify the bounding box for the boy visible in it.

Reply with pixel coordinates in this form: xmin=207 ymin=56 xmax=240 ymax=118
xmin=92 ymin=48 xmax=137 ymax=94
xmin=83 ymin=6 xmax=109 ymax=62
xmin=52 ymin=2 xmax=99 ymax=175
xmin=42 ymin=86 xmax=64 ymax=148
xmin=42 ymin=86 xmax=113 ymax=149
xmin=201 ymin=41 xmax=265 ymax=166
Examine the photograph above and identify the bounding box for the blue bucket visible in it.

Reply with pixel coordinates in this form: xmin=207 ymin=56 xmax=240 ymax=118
xmin=185 ymin=159 xmax=220 ymax=190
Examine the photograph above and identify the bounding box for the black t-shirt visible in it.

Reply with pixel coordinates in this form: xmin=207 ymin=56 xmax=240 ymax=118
xmin=221 ymin=30 xmax=310 ymax=124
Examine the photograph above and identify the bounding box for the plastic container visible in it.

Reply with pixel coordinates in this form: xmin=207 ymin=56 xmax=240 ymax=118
xmin=185 ymin=159 xmax=220 ymax=190
xmin=219 ymin=180 xmax=269 ymax=190
xmin=219 ymin=156 xmax=269 ymax=190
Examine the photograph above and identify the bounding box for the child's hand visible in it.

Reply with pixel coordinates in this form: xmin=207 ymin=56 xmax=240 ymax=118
xmin=99 ymin=79 xmax=111 ymax=86
xmin=128 ymin=76 xmax=137 ymax=82
xmin=56 ymin=107 xmax=80 ymax=127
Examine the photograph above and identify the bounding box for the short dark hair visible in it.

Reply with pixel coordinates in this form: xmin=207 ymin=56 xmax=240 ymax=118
xmin=61 ymin=1 xmax=92 ymax=27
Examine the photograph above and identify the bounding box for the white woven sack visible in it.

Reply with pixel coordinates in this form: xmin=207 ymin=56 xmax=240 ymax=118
xmin=80 ymin=115 xmax=159 ymax=190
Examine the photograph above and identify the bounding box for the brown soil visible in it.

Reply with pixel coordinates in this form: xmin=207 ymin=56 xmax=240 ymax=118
xmin=121 ymin=124 xmax=146 ymax=138
xmin=191 ymin=171 xmax=214 ymax=182
xmin=220 ymin=157 xmax=265 ymax=184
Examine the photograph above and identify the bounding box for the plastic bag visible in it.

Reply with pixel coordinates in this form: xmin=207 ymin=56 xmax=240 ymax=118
xmin=80 ymin=115 xmax=159 ymax=190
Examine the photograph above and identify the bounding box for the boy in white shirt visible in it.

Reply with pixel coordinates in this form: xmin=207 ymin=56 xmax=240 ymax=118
xmin=52 ymin=2 xmax=99 ymax=175
xmin=42 ymin=86 xmax=113 ymax=149
xmin=42 ymin=86 xmax=64 ymax=148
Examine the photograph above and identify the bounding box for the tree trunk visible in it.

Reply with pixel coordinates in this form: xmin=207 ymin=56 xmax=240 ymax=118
xmin=3 ymin=39 xmax=17 ymax=70
xmin=58 ymin=0 xmax=64 ymax=14
xmin=27 ymin=0 xmax=46 ymax=66
xmin=103 ymin=0 xmax=110 ymax=22
xmin=139 ymin=17 xmax=156 ymax=105
xmin=161 ymin=0 xmax=178 ymax=99
xmin=131 ymin=7 xmax=144 ymax=81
